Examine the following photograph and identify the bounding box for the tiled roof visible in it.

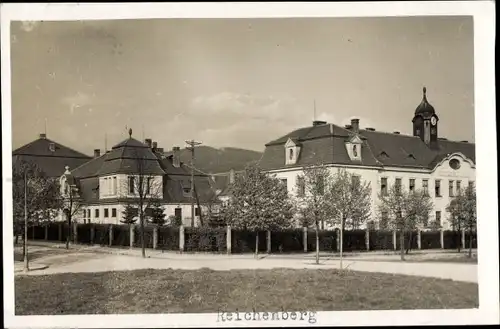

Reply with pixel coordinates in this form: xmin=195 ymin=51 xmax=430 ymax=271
xmin=12 ymin=137 xmax=91 ymax=177
xmin=259 ymin=122 xmax=475 ymax=171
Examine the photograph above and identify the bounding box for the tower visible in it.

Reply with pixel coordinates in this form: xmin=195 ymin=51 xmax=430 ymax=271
xmin=412 ymin=87 xmax=439 ymax=147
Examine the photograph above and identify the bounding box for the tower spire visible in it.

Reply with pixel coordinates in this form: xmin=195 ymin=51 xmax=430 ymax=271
xmin=128 ymin=128 xmax=132 ymax=138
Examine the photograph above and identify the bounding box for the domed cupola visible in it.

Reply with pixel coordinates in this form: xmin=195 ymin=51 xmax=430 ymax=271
xmin=414 ymin=87 xmax=436 ymax=117
xmin=412 ymin=86 xmax=439 ymax=147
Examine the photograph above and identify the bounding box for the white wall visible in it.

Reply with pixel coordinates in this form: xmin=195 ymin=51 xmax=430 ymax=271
xmin=267 ymin=153 xmax=475 ymax=230
xmin=99 ymin=174 xmax=164 ymax=200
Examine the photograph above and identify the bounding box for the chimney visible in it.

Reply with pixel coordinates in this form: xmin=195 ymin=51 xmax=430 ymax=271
xmin=344 ymin=124 xmax=352 ymax=129
xmin=39 ymin=133 xmax=47 ymax=139
xmin=156 ymin=147 xmax=164 ymax=153
xmin=351 ymin=118 xmax=360 ymax=133
xmin=145 ymin=138 xmax=152 ymax=148
xmin=229 ymin=169 xmax=235 ymax=184
xmin=393 ymin=131 xmax=400 ymax=135
xmin=94 ymin=149 xmax=101 ymax=158
xmin=152 ymin=141 xmax=158 ymax=150
xmin=312 ymin=120 xmax=327 ymax=127
xmin=172 ymin=146 xmax=181 ymax=167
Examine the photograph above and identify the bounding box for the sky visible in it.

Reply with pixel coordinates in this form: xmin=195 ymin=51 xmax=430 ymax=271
xmin=10 ymin=16 xmax=474 ymax=155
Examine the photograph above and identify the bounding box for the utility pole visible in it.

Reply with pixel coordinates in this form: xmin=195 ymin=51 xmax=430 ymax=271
xmin=24 ymin=169 xmax=29 ymax=273
xmin=185 ymin=139 xmax=202 ymax=227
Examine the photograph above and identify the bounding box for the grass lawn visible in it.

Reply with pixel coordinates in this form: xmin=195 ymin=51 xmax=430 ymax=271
xmin=15 ymin=268 xmax=478 ymax=315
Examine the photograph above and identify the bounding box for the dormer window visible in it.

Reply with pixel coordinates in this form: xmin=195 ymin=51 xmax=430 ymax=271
xmin=345 ymin=135 xmax=363 ymax=161
xmin=285 ymin=138 xmax=301 ymax=165
xmin=49 ymin=143 xmax=56 ymax=152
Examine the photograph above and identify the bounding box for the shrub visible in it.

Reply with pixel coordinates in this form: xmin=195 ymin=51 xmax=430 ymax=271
xmin=464 ymin=231 xmax=477 ymax=249
xmin=77 ymin=224 xmax=92 ymax=244
xmin=47 ymin=223 xmax=60 ymax=241
xmin=343 ymin=230 xmax=367 ymax=251
xmin=185 ymin=227 xmax=226 ymax=252
xmin=369 ymin=230 xmax=394 ymax=250
xmin=420 ymin=231 xmax=441 ymax=249
xmin=443 ymin=230 xmax=461 ymax=249
xmin=93 ymin=224 xmax=110 ymax=246
xmin=112 ymin=225 xmax=131 ymax=247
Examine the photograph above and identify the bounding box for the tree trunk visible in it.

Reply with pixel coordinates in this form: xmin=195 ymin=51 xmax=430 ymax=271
xmin=468 ymin=227 xmax=473 ymax=258
xmin=400 ymin=229 xmax=405 ymax=261
xmin=66 ymin=214 xmax=71 ymax=250
xmin=141 ymin=213 xmax=146 ymax=258
xmin=315 ymin=223 xmax=319 ymax=265
xmin=405 ymin=231 xmax=413 ymax=255
xmin=255 ymin=232 xmax=259 ymax=259
xmin=339 ymin=216 xmax=345 ymax=270
xmin=23 ymin=172 xmax=29 ymax=272
xmin=457 ymin=228 xmax=461 ymax=253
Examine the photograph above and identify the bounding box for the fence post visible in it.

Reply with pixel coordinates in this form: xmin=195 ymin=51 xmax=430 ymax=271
xmin=393 ymin=230 xmax=397 ymax=251
xmin=266 ymin=230 xmax=271 ymax=254
xmin=440 ymin=229 xmax=444 ymax=249
xmin=129 ymin=225 xmax=135 ymax=248
xmin=73 ymin=222 xmax=78 ymax=244
xmin=417 ymin=229 xmax=422 ymax=250
xmin=44 ymin=225 xmax=48 ymax=240
xmin=365 ymin=229 xmax=370 ymax=251
xmin=153 ymin=226 xmax=158 ymax=250
xmin=109 ymin=225 xmax=114 ymax=247
xmin=303 ymin=226 xmax=308 ymax=253
xmin=58 ymin=223 xmax=62 ymax=241
xmin=179 ymin=225 xmax=185 ymax=253
xmin=461 ymin=229 xmax=466 ymax=250
xmin=226 ymin=225 xmax=232 ymax=254
xmin=90 ymin=224 xmax=95 ymax=245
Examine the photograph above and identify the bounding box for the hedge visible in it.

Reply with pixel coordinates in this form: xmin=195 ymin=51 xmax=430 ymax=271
xmin=93 ymin=224 xmax=110 ymax=246
xmin=134 ymin=225 xmax=154 ymax=249
xmin=270 ymin=229 xmax=304 ymax=253
xmin=443 ymin=230 xmax=462 ymax=249
xmin=420 ymin=231 xmax=441 ymax=249
xmin=158 ymin=226 xmax=179 ymax=251
xmin=395 ymin=231 xmax=419 ymax=251
xmin=185 ymin=227 xmax=226 ymax=252
xmin=307 ymin=230 xmax=337 ymax=252
xmin=112 ymin=224 xmax=131 ymax=247
xmin=464 ymin=231 xmax=477 ymax=249
xmin=369 ymin=230 xmax=394 ymax=250
xmin=232 ymin=230 xmax=267 ymax=253
xmin=77 ymin=224 xmax=92 ymax=244
xmin=343 ymin=230 xmax=367 ymax=252
xmin=47 ymin=223 xmax=60 ymax=241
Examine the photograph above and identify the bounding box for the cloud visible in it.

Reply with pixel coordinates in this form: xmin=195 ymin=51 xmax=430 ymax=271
xmin=20 ymin=21 xmax=39 ymax=32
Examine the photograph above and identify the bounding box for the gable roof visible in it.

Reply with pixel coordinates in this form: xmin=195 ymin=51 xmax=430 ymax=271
xmin=12 ymin=136 xmax=92 ymax=177
xmin=259 ymin=122 xmax=475 ymax=171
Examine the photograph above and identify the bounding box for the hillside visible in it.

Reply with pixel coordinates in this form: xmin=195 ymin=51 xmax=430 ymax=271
xmin=164 ymin=146 xmax=263 ymax=174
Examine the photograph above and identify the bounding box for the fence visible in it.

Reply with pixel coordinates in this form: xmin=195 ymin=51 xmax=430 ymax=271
xmin=22 ymin=222 xmax=478 ymax=254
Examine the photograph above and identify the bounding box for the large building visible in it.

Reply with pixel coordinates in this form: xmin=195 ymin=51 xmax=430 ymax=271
xmin=258 ymin=87 xmax=475 ymax=229
xmin=12 ymin=133 xmax=92 ymax=177
xmin=60 ymin=131 xmax=216 ymax=226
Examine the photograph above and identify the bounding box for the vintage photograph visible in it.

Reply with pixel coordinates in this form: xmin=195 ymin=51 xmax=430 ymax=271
xmin=2 ymin=2 xmax=498 ymax=328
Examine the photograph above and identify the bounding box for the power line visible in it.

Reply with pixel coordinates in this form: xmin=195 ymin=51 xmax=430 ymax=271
xmin=185 ymin=139 xmax=202 ymax=227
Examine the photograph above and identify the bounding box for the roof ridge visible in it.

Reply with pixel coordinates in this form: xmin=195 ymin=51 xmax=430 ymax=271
xmin=70 ymin=153 xmax=106 ymax=174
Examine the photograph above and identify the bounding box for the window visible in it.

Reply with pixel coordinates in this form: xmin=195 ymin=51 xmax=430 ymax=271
xmin=83 ymin=209 xmax=86 ymax=218
xmin=435 ymin=180 xmax=441 ymax=197
xmin=422 ymin=179 xmax=429 ymax=195
xmin=351 ymin=175 xmax=360 ymax=187
xmin=381 ymin=177 xmax=388 ymax=196
xmin=113 ymin=177 xmax=117 ymax=195
xmin=49 ymin=142 xmax=56 ymax=152
xmin=87 ymin=209 xmax=90 ymax=218
xmin=128 ymin=176 xmax=135 ymax=194
xmin=146 ymin=177 xmax=151 ymax=195
xmin=353 ymin=144 xmax=358 ymax=157
xmin=449 ymin=180 xmax=454 ymax=197
xmin=395 ymin=178 xmax=402 ymax=193
xmin=456 ymin=180 xmax=461 ymax=193
xmin=195 ymin=207 xmax=201 ymax=216
xmin=112 ymin=208 xmax=117 ymax=217
xmin=435 ymin=211 xmax=441 ymax=226
xmin=380 ymin=211 xmax=389 ymax=229
xmin=449 ymin=159 xmax=461 ymax=170
xmin=104 ymin=208 xmax=109 ymax=218
xmin=297 ymin=176 xmax=305 ymax=197
xmin=409 ymin=179 xmax=416 ymax=192
xmin=95 ymin=209 xmax=100 ymax=218
xmin=289 ymin=148 xmax=294 ymax=160
xmin=175 ymin=208 xmax=182 ymax=220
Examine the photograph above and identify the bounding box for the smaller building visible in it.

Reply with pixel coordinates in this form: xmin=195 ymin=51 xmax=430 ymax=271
xmin=60 ymin=132 xmax=217 ymax=226
xmin=13 ymin=133 xmax=92 ymax=177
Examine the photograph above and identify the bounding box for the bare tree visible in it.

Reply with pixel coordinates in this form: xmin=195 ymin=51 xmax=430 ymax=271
xmin=120 ymin=149 xmax=164 ymax=258
xmin=294 ymin=164 xmax=332 ymax=265
xmin=446 ymin=184 xmax=476 ymax=257
xmin=13 ymin=160 xmax=61 ymax=271
xmin=377 ymin=183 xmax=433 ymax=261
xmin=327 ymin=168 xmax=372 ymax=269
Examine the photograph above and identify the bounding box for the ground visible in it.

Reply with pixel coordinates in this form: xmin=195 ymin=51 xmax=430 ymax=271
xmin=13 ymin=243 xmax=479 ymax=315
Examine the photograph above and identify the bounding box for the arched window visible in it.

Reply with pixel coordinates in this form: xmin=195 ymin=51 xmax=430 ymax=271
xmin=289 ymin=148 xmax=294 ymax=160
xmin=353 ymin=145 xmax=358 ymax=157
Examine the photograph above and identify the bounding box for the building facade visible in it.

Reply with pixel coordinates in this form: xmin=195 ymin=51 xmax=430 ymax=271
xmin=258 ymin=88 xmax=475 ymax=230
xmin=59 ymin=131 xmax=216 ymax=226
